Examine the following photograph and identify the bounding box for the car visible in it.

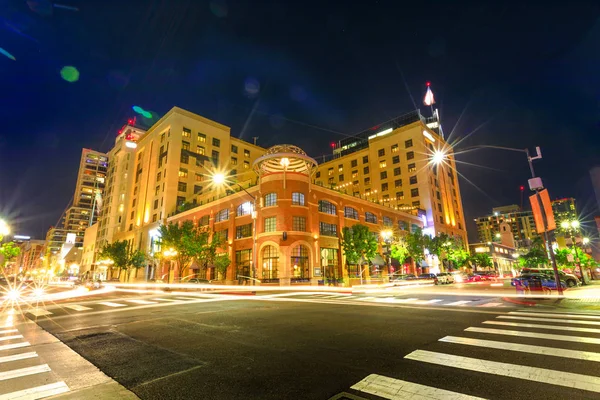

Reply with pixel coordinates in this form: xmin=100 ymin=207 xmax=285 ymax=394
xmin=437 ymin=272 xmax=454 ymax=284
xmin=465 ymin=274 xmax=483 ymax=282
xmin=186 ymin=278 xmax=212 ymax=284
xmin=418 ymin=273 xmax=439 ymax=284
xmin=389 ymin=274 xmax=417 ymax=284
xmin=520 ymin=268 xmax=579 ymax=288
xmin=512 ymin=273 xmax=567 ymax=290
xmin=450 ymin=272 xmax=468 ymax=283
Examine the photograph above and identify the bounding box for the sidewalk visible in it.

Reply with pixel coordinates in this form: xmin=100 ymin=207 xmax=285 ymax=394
xmin=503 ymin=280 xmax=600 ymax=311
xmin=1 ymin=310 xmax=139 ymax=399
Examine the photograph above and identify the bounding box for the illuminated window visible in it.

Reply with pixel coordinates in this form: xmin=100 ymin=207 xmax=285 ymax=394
xmin=395 ymin=179 xmax=402 ymax=188
xmin=197 ymin=146 xmax=205 ymax=155
xmin=365 ymin=212 xmax=377 ymax=224
xmin=290 ymin=245 xmax=310 ymax=278
xmin=396 ymin=191 xmax=404 ymax=200
xmin=232 ymin=157 xmax=237 ymax=166
xmin=352 ymin=171 xmax=358 ymax=179
xmin=318 ymin=200 xmax=336 ymax=215
xmin=237 ymin=201 xmax=253 ymax=216
xmin=244 ymin=149 xmax=250 ymax=158
xmin=262 ymin=246 xmax=279 ymax=279
xmin=338 ymin=164 xmax=343 ymax=172
xmin=182 ymin=128 xmax=191 ymax=138
xmin=182 ymin=141 xmax=190 ymax=151
xmin=178 ymin=168 xmax=188 ymax=178
xmin=195 ymin=173 xmax=203 ymax=182
xmin=264 ymin=193 xmax=277 ymax=207
xmin=391 ymin=144 xmax=398 ymax=153
xmin=215 ymin=208 xmax=229 ymax=222
xmin=293 ymin=216 xmax=306 ymax=231
xmin=244 ymin=161 xmax=250 ymax=169
xmin=344 ymin=207 xmax=359 ymax=220
xmin=408 ymin=163 xmax=416 ymax=172
xmin=328 ymin=168 xmax=334 ymax=176
xmin=292 ymin=192 xmax=305 ymax=206
xmin=236 ymin=223 xmax=252 ymax=239
xmin=379 ymin=161 xmax=387 ymax=168
xmin=364 ymin=177 xmax=371 ymax=185
xmin=264 ymin=217 xmax=276 ymax=232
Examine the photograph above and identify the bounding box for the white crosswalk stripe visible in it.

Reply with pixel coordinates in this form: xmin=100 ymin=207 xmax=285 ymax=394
xmin=64 ymin=304 xmax=92 ymax=311
xmin=0 ymin=381 xmax=70 ymax=400
xmin=0 ymin=342 xmax=30 ymax=351
xmin=27 ymin=309 xmax=52 ymax=317
xmin=413 ymin=299 xmax=443 ymax=305
xmin=98 ymin=302 xmax=127 ymax=307
xmin=0 ymin=335 xmax=23 ymax=342
xmin=126 ymin=299 xmax=158 ymax=305
xmin=351 ymin=309 xmax=600 ymax=399
xmin=0 ymin=364 xmax=51 ymax=381
xmin=0 ymin=352 xmax=37 ymax=364
xmin=444 ymin=300 xmax=472 ymax=306
xmin=477 ymin=302 xmax=504 ymax=307
xmin=152 ymin=298 xmax=181 ymax=302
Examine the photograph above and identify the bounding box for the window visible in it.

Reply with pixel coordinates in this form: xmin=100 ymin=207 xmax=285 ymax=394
xmin=197 ymin=146 xmax=205 ymax=155
xmin=290 ymin=245 xmax=310 ymax=278
xmin=408 ymin=163 xmax=416 ymax=172
xmin=396 ymin=191 xmax=404 ymax=200
xmin=395 ymin=179 xmax=402 ymax=188
xmin=351 ymin=171 xmax=358 ymax=179
xmin=379 ymin=161 xmax=387 ymax=168
xmin=182 ymin=141 xmax=190 ymax=151
xmin=378 ymin=148 xmax=385 ymax=157
xmin=405 ymin=139 xmax=413 ymax=148
xmin=180 ymin=152 xmax=189 ymax=164
xmin=264 ymin=216 xmax=276 ymax=232
xmin=392 ymin=155 xmax=400 ymax=164
xmin=318 ymin=200 xmax=336 ymax=215
xmin=237 ymin=201 xmax=253 ymax=216
xmin=182 ymin=127 xmax=191 ymax=138
xmin=398 ymin=221 xmax=408 ymax=231
xmin=195 ymin=173 xmax=203 ymax=182
xmin=230 ymin=169 xmax=237 ymax=176
xmin=176 ymin=196 xmax=185 ymax=207
xmin=231 ymin=157 xmax=237 ymax=166
xmin=328 ymin=168 xmax=334 ymax=176
xmin=380 ymin=171 xmax=387 ymax=179
xmin=407 ymin=151 xmax=415 ymax=160
xmin=319 ymin=222 xmax=337 ymax=237
xmin=236 ymin=223 xmax=253 ymax=239
xmin=212 ymin=137 xmax=220 ymax=147
xmin=293 ymin=216 xmax=306 ymax=231
xmin=321 ymin=248 xmax=339 ymax=279
xmin=178 ymin=182 xmax=187 ymax=192
xmin=194 ymin=185 xmax=203 ymax=194
xmin=363 ymin=166 xmax=369 ymax=174
xmin=365 ymin=212 xmax=377 ymax=224
xmin=212 ymin=150 xmax=219 ymax=164
xmin=338 ymin=174 xmax=344 ymax=181
xmin=381 ymin=183 xmax=388 ymax=191
xmin=411 ymin=188 xmax=419 ymax=197
xmin=383 ymin=216 xmax=393 ymax=226
xmin=160 ymin=132 xmax=165 ymax=142
xmin=178 ymin=168 xmax=188 ymax=178
xmin=292 ymin=192 xmax=305 ymax=206
xmin=409 ymin=175 xmax=418 ymax=185
xmin=214 ymin=229 xmax=228 ymax=244
xmin=156 ymin=171 xmax=161 ymax=181
xmin=244 ymin=149 xmax=250 ymax=158
xmin=244 ymin=161 xmax=250 ymax=169
xmin=231 ymin=145 xmax=238 ymax=154
xmin=155 ymin=186 xmax=160 ymax=195
xmin=394 ymin=167 xmax=401 ymax=176
xmin=198 ymin=215 xmax=210 ymax=226
xmin=328 ymin=177 xmax=334 ymax=185
xmin=262 ymin=246 xmax=278 ymax=280
xmin=264 ymin=193 xmax=277 ymax=207
xmin=438 ymin=203 xmax=443 ymax=212
xmin=344 ymin=206 xmax=359 ymax=219
xmin=364 ymin=177 xmax=371 ymax=185
xmin=363 ymin=156 xmax=369 ymax=164
xmin=391 ymin=144 xmax=399 ymax=153
xmin=316 ymin=171 xmax=321 ymax=178
xmin=236 ymin=249 xmax=252 ymax=277
xmin=197 ymin=132 xmax=206 ymax=142
xmin=338 ymin=164 xmax=343 ymax=172
xmin=436 ymin=191 xmax=441 ymax=200
xmin=152 ymin=214 xmax=157 ymax=222
xmin=351 ymin=159 xmax=357 ymax=167
xmin=153 ymin=199 xmax=159 ymax=210
xmin=215 ymin=208 xmax=229 ymax=222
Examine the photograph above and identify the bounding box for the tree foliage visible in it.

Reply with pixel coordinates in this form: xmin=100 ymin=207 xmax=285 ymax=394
xmin=518 ymin=237 xmax=547 ymax=268
xmin=213 ymin=254 xmax=231 ymax=280
xmin=99 ymin=241 xmax=147 ymax=280
xmin=158 ymin=220 xmax=214 ymax=279
xmin=341 ymin=224 xmax=378 ymax=267
xmin=469 ymin=253 xmax=492 ymax=271
xmin=0 ymin=242 xmax=20 ymax=267
xmin=404 ymin=227 xmax=428 ymax=264
xmin=390 ymin=238 xmax=409 ymax=265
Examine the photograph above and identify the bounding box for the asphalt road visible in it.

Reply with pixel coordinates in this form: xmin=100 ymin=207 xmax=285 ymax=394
xmin=25 ymin=290 xmax=600 ymax=400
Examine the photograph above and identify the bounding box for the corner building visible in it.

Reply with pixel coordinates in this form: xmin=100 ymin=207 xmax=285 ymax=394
xmin=317 ymin=110 xmax=467 ymax=243
xmin=170 ymin=145 xmax=423 ymax=285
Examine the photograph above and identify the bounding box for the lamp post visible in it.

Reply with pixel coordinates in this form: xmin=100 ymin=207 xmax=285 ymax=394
xmin=462 ymin=145 xmax=563 ymax=295
xmin=381 ymin=230 xmax=393 ymax=280
xmin=212 ymin=173 xmax=258 ymax=285
xmin=163 ymin=248 xmax=177 ymax=283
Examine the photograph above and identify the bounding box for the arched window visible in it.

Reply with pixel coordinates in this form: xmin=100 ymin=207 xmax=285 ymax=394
xmin=215 ymin=208 xmax=229 ymax=222
xmin=318 ymin=200 xmax=336 ymax=215
xmin=291 ymin=245 xmax=310 ymax=279
xmin=344 ymin=206 xmax=359 ymax=219
xmin=236 ymin=201 xmax=253 ymax=216
xmin=264 ymin=193 xmax=277 ymax=207
xmin=365 ymin=212 xmax=377 ymax=224
xmin=262 ymin=246 xmax=279 ymax=280
xmin=292 ymin=192 xmax=305 ymax=206
xmin=383 ymin=216 xmax=393 ymax=226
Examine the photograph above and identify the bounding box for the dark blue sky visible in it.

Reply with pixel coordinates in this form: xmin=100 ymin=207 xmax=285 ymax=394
xmin=1 ymin=1 xmax=599 ymax=240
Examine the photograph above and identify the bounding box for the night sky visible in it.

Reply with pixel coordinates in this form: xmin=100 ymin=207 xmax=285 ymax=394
xmin=1 ymin=1 xmax=599 ymax=241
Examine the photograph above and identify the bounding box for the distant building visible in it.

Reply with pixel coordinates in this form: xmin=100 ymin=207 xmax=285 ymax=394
xmin=81 ymin=223 xmax=98 ymax=278
xmin=17 ymin=239 xmax=45 ymax=272
xmin=469 ymin=242 xmax=519 ymax=276
xmin=474 ymin=205 xmax=537 ymax=248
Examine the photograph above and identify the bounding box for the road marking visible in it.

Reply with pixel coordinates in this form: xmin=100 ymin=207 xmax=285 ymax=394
xmin=413 ymin=299 xmax=443 ymax=304
xmin=0 ymin=335 xmax=23 ymax=342
xmin=174 ymin=297 xmax=203 ymax=301
xmin=405 ymin=350 xmax=600 ymax=393
xmin=324 ymin=294 xmax=352 ymax=299
xmin=0 ymin=329 xmax=18 ymax=335
xmin=27 ymin=309 xmax=52 ymax=317
xmin=391 ymin=298 xmax=419 ymax=303
xmin=0 ymin=381 xmax=69 ymax=400
xmin=351 ymin=373 xmax=485 ymax=400
xmin=466 ymin=327 xmax=600 ymax=344
xmin=498 ymin=315 xmax=600 ymax=326
xmin=445 ymin=301 xmax=472 ymax=306
xmin=0 ymin=342 xmax=30 ymax=352
xmin=355 ymin=297 xmax=376 ymax=301
xmin=509 ymin=311 xmax=600 ymax=320
xmin=126 ymin=299 xmax=158 ymax=305
xmin=478 ymin=302 xmax=504 ymax=307
xmin=64 ymin=305 xmax=92 ymax=311
xmin=484 ymin=320 xmax=600 ymax=334
xmin=440 ymin=336 xmax=600 ymax=362
xmin=0 ymin=364 xmax=51 ymax=382
xmin=98 ymin=302 xmax=127 ymax=307
xmin=151 ymin=298 xmax=181 ymax=302
xmin=0 ymin=352 xmax=37 ymax=364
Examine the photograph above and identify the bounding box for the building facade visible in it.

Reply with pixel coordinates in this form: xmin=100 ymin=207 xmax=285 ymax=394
xmin=168 ymin=145 xmax=423 ymax=285
xmin=475 ymin=205 xmax=538 ymax=248
xmin=319 ymin=110 xmax=467 ymax=244
xmin=469 ymin=242 xmax=519 ymax=277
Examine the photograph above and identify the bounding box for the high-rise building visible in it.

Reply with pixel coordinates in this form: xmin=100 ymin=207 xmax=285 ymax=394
xmin=317 ymin=110 xmax=467 ymax=243
xmin=474 ymin=205 xmax=538 ymax=248
xmin=551 ymin=197 xmax=577 ymax=232
xmin=109 ymin=107 xmax=265 ymax=260
xmin=17 ymin=240 xmax=45 ymax=271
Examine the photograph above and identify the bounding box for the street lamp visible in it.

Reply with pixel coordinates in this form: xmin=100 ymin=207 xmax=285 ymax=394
xmin=212 ymin=173 xmax=258 ymax=285
xmin=162 ymin=248 xmax=177 ymax=284
xmin=380 ymin=230 xmax=393 ymax=279
xmin=0 ymin=219 xmax=10 ymax=241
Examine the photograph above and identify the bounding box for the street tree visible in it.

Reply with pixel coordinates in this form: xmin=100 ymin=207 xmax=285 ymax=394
xmin=341 ymin=224 xmax=378 ymax=275
xmin=158 ymin=220 xmax=213 ymax=279
xmin=404 ymin=227 xmax=428 ymax=265
xmin=469 ymin=253 xmax=492 ymax=272
xmin=127 ymin=250 xmax=147 ymax=281
xmin=213 ymin=254 xmax=231 ymax=280
xmin=390 ymin=237 xmax=409 ymax=265
xmin=0 ymin=242 xmax=20 ymax=273
xmin=99 ymin=240 xmax=128 ymax=279
xmin=447 ymin=237 xmax=470 ymax=270
xmin=518 ymin=237 xmax=547 ymax=268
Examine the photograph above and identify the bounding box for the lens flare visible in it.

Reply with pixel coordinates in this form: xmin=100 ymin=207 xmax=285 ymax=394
xmin=60 ymin=66 xmax=80 ymax=82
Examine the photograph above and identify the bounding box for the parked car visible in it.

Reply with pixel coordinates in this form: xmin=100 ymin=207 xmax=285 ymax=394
xmin=437 ymin=272 xmax=454 ymax=284
xmin=186 ymin=278 xmax=212 ymax=284
xmin=512 ymin=273 xmax=567 ymax=290
xmin=465 ymin=274 xmax=483 ymax=282
xmin=520 ymin=268 xmax=579 ymax=288
xmin=390 ymin=274 xmax=417 ymax=284
xmin=418 ymin=273 xmax=439 ymax=284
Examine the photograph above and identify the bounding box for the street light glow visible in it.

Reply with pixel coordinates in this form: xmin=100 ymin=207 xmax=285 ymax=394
xmin=432 ymin=150 xmax=445 ymax=165
xmin=212 ymin=173 xmax=226 ymax=185
xmin=280 ymin=157 xmax=290 ymax=168
xmin=380 ymin=230 xmax=392 ymax=240
xmin=583 ymin=237 xmax=590 ymax=245
xmin=0 ymin=219 xmax=10 ymax=237
xmin=571 ymin=220 xmax=580 ymax=228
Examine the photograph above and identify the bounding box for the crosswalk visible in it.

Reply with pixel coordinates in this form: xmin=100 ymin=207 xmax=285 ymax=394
xmin=0 ymin=315 xmax=70 ymax=399
xmin=347 ymin=309 xmax=600 ymax=399
xmin=283 ymin=293 xmax=507 ymax=308
xmin=18 ymin=294 xmax=217 ymax=319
